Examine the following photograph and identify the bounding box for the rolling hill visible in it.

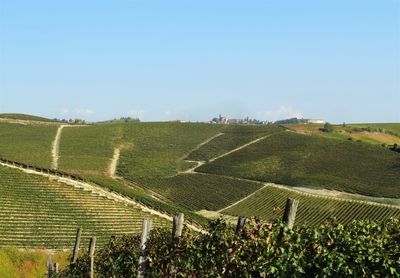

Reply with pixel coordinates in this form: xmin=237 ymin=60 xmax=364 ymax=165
xmin=197 ymin=131 xmax=400 ymax=198
xmin=0 ymin=115 xmax=399 ymax=250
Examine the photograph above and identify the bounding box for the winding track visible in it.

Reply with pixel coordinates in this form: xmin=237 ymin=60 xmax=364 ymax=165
xmin=108 ymin=147 xmax=121 ymax=178
xmin=51 ymin=125 xmax=67 ymax=169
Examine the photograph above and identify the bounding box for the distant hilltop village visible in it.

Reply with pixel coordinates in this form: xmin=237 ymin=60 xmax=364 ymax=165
xmin=210 ymin=115 xmax=325 ymax=125
xmin=210 ymin=114 xmax=270 ymax=125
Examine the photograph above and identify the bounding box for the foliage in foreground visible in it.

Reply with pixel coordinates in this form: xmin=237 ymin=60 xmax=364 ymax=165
xmin=57 ymin=218 xmax=400 ymax=277
xmin=0 ymin=247 xmax=70 ymax=278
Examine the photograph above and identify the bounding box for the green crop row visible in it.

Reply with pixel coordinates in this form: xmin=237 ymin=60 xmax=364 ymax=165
xmin=0 ymin=166 xmax=171 ymax=249
xmin=0 ymin=123 xmax=59 ymax=168
xmin=222 ymin=185 xmax=400 ymax=225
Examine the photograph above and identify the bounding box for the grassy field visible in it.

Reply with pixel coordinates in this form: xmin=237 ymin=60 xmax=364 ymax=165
xmin=0 ymin=165 xmax=170 ymax=249
xmin=198 ymin=131 xmax=400 ymax=198
xmin=187 ymin=125 xmax=284 ymax=161
xmin=348 ymin=123 xmax=400 ymax=134
xmin=0 ymin=247 xmax=70 ymax=278
xmin=0 ymin=123 xmax=59 ymax=168
xmin=223 ymin=184 xmax=400 ymax=226
xmin=284 ymin=123 xmax=400 ymax=145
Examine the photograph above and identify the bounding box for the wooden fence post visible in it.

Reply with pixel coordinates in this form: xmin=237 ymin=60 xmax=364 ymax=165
xmin=54 ymin=262 xmax=59 ymax=274
xmin=173 ymin=213 xmax=184 ymax=239
xmin=282 ymin=198 xmax=299 ymax=229
xmin=137 ymin=219 xmax=153 ymax=278
xmin=71 ymin=227 xmax=82 ymax=263
xmin=89 ymin=237 xmax=96 ymax=278
xmin=46 ymin=254 xmax=53 ymax=278
xmin=235 ymin=217 xmax=247 ymax=234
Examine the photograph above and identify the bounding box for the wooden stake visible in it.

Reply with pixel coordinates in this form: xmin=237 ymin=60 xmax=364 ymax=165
xmin=282 ymin=198 xmax=299 ymax=229
xmin=173 ymin=213 xmax=184 ymax=238
xmin=54 ymin=262 xmax=59 ymax=273
xmin=46 ymin=254 xmax=53 ymax=278
xmin=137 ymin=219 xmax=153 ymax=278
xmin=89 ymin=236 xmax=96 ymax=278
xmin=235 ymin=217 xmax=247 ymax=234
xmin=71 ymin=227 xmax=82 ymax=263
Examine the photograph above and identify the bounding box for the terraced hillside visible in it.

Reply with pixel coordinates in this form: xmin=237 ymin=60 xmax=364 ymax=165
xmin=0 ymin=123 xmax=59 ymax=168
xmin=0 ymin=165 xmax=170 ymax=249
xmin=223 ymin=184 xmax=400 ymax=226
xmin=197 ymin=131 xmax=400 ymax=198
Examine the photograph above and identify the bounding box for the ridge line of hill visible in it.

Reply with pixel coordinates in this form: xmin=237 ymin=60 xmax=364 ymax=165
xmin=0 ymin=161 xmax=204 ymax=233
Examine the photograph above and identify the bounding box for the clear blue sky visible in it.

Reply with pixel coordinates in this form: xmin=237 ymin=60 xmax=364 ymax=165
xmin=0 ymin=0 xmax=399 ymax=123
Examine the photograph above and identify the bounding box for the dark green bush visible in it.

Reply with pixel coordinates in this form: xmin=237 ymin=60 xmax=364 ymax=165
xmin=57 ymin=218 xmax=400 ymax=277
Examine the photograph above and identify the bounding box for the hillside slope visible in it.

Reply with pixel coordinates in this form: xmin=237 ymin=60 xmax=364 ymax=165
xmin=197 ymin=131 xmax=400 ymax=198
xmin=0 ymin=164 xmax=170 ymax=249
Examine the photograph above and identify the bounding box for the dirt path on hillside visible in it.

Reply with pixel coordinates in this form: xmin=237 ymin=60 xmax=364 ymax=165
xmin=189 ymin=132 xmax=224 ymax=154
xmin=108 ymin=147 xmax=121 ymax=178
xmin=178 ymin=132 xmax=283 ymax=175
xmin=0 ymin=161 xmax=204 ymax=233
xmin=217 ymin=184 xmax=269 ymax=212
xmin=209 ymin=132 xmax=283 ymax=163
xmin=51 ymin=125 xmax=66 ymax=169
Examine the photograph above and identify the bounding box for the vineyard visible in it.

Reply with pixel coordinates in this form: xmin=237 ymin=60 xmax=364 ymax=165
xmin=0 ymin=165 xmax=170 ymax=249
xmin=0 ymin=119 xmax=400 ymax=253
xmin=222 ymin=184 xmax=400 ymax=225
xmin=142 ymin=173 xmax=262 ymax=211
xmin=0 ymin=123 xmax=59 ymax=168
xmin=197 ymin=131 xmax=400 ymax=198
xmin=58 ymin=124 xmax=118 ymax=175
xmin=117 ymin=122 xmax=222 ymax=179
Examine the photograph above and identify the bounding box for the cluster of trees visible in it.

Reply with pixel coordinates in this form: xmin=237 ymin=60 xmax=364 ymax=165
xmin=53 ymin=118 xmax=86 ymax=124
xmin=320 ymin=122 xmax=334 ymax=133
